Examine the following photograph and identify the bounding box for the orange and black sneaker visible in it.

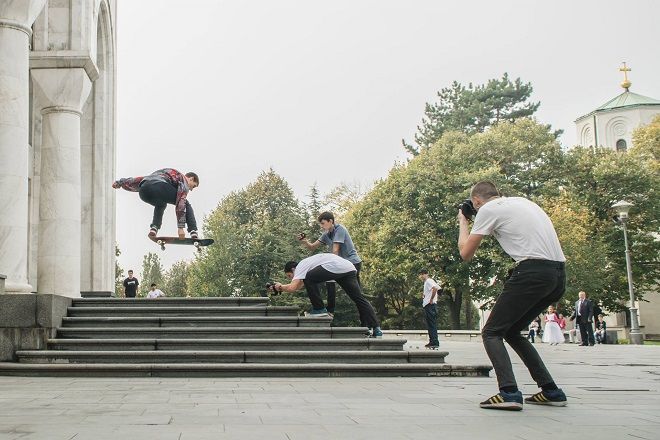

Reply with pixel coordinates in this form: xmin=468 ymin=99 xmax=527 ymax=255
xmin=479 ymin=391 xmax=523 ymax=410
xmin=525 ymin=389 xmax=567 ymax=407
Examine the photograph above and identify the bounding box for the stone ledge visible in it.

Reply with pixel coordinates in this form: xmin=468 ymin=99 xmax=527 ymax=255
xmin=0 ymin=362 xmax=492 ymax=378
xmin=0 ymin=294 xmax=72 ymax=361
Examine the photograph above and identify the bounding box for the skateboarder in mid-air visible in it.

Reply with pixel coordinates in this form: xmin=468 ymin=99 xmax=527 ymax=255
xmin=112 ymin=169 xmax=199 ymax=239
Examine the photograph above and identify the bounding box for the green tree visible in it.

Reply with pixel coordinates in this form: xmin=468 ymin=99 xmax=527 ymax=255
xmin=163 ymin=260 xmax=190 ymax=297
xmin=114 ymin=245 xmax=124 ymax=297
xmin=631 ymin=114 xmax=660 ymax=164
xmin=139 ymin=252 xmax=164 ymax=297
xmin=404 ymin=73 xmax=541 ymax=155
xmin=348 ymin=119 xmax=565 ymax=329
xmin=188 ymin=169 xmax=308 ymax=300
xmin=322 ymin=182 xmax=365 ymax=220
xmin=561 ymin=146 xmax=659 ymax=312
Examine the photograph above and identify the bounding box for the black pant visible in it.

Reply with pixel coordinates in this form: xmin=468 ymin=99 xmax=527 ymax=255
xmin=304 ymin=266 xmax=379 ymax=328
xmin=325 ymin=261 xmax=361 ymax=315
xmin=482 ymin=260 xmax=566 ymax=390
xmin=138 ymin=180 xmax=197 ymax=231
xmin=424 ymin=303 xmax=439 ymax=346
xmin=578 ymin=320 xmax=595 ymax=345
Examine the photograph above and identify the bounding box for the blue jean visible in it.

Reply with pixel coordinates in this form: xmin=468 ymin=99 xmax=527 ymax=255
xmin=424 ymin=303 xmax=439 ymax=346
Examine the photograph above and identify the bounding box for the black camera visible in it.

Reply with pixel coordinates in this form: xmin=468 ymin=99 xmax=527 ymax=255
xmin=297 ymin=232 xmax=306 ymax=241
xmin=265 ymin=281 xmax=281 ymax=296
xmin=458 ymin=199 xmax=478 ymax=220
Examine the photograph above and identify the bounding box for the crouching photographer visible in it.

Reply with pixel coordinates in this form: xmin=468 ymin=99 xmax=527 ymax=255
xmin=267 ymin=253 xmax=383 ymax=337
xmin=457 ymin=181 xmax=567 ymax=410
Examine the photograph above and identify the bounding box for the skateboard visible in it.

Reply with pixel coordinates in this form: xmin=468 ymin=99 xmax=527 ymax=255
xmin=149 ymin=235 xmax=214 ymax=252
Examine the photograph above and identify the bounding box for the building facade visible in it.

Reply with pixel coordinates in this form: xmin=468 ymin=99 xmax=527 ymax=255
xmin=574 ymin=63 xmax=660 ymax=151
xmin=0 ymin=0 xmax=116 ymax=298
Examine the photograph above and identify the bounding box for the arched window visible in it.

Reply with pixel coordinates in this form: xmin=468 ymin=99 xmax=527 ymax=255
xmin=616 ymin=139 xmax=627 ymax=152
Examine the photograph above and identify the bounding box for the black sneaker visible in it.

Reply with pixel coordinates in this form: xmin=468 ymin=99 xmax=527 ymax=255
xmin=479 ymin=391 xmax=523 ymax=411
xmin=190 ymin=230 xmax=199 ymax=239
xmin=148 ymin=227 xmax=158 ymax=237
xmin=525 ymin=389 xmax=567 ymax=407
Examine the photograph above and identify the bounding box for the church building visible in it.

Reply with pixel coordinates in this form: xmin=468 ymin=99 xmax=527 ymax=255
xmin=575 ymin=63 xmax=660 ymax=151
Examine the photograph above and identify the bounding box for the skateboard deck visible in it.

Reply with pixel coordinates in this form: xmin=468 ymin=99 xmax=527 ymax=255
xmin=149 ymin=235 xmax=214 ymax=251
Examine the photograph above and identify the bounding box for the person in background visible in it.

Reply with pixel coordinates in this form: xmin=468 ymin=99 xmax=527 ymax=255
xmin=594 ymin=314 xmax=607 ymax=344
xmin=528 ymin=320 xmax=540 ymax=343
xmin=123 ymin=270 xmax=139 ymax=298
xmin=542 ymin=305 xmax=564 ymax=345
xmin=418 ymin=269 xmax=440 ymax=349
xmin=146 ymin=283 xmax=165 ymax=299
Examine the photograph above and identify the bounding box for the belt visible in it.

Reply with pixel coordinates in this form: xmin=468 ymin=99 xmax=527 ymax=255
xmin=516 ymin=259 xmax=565 ymax=269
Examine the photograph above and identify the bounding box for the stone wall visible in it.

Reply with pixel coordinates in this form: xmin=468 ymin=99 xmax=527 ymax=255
xmin=0 ymin=294 xmax=71 ymax=361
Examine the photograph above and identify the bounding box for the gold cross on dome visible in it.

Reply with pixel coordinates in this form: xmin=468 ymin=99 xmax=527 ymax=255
xmin=619 ymin=62 xmax=632 ymax=91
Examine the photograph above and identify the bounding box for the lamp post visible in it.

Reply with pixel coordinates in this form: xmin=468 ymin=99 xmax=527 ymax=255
xmin=611 ymin=200 xmax=643 ymax=345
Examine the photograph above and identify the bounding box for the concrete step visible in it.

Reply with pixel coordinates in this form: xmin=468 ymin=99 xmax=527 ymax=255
xmin=16 ymin=350 xmax=448 ymax=364
xmin=67 ymin=306 xmax=299 ymax=317
xmin=60 ymin=316 xmax=330 ymax=328
xmin=47 ymin=338 xmax=407 ymax=351
xmin=56 ymin=327 xmax=371 ymax=339
xmin=71 ymin=297 xmax=268 ymax=307
xmin=0 ymin=362 xmax=492 ymax=378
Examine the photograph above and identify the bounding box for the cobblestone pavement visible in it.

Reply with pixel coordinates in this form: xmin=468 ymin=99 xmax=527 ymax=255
xmin=0 ymin=341 xmax=658 ymax=440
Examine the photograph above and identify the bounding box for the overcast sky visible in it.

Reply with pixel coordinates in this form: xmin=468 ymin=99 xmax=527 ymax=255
xmin=115 ymin=0 xmax=660 ymax=276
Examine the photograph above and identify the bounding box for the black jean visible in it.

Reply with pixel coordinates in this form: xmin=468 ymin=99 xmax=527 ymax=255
xmin=424 ymin=303 xmax=439 ymax=346
xmin=578 ymin=320 xmax=595 ymax=345
xmin=482 ymin=260 xmax=566 ymax=390
xmin=325 ymin=261 xmax=361 ymax=315
xmin=138 ymin=180 xmax=197 ymax=232
xmin=304 ymin=266 xmax=379 ymax=328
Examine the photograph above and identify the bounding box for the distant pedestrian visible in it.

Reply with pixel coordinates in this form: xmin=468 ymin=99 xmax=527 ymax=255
xmin=594 ymin=314 xmax=607 ymax=344
xmin=418 ymin=269 xmax=440 ymax=349
xmin=542 ymin=306 xmax=564 ymax=345
xmin=146 ymin=283 xmax=165 ymax=299
xmin=569 ymin=291 xmax=595 ymax=346
xmin=123 ymin=270 xmax=139 ymax=298
xmin=528 ymin=320 xmax=539 ymax=343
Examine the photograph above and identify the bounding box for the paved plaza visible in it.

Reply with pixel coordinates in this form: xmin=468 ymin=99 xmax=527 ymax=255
xmin=0 ymin=341 xmax=659 ymax=440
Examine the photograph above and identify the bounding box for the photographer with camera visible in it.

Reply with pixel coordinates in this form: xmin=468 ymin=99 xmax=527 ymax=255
xmin=267 ymin=253 xmax=382 ymax=337
xmin=458 ymin=181 xmax=567 ymax=411
xmin=297 ymin=212 xmax=363 ymax=321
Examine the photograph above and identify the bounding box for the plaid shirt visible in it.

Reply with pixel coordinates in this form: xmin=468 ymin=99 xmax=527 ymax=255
xmin=114 ymin=168 xmax=190 ymax=228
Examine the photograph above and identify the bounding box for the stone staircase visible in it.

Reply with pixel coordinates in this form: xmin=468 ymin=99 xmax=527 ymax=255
xmin=0 ymin=297 xmax=491 ymax=377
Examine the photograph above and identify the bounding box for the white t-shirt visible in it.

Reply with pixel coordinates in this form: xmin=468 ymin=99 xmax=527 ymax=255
xmin=293 ymin=253 xmax=356 ymax=280
xmin=146 ymin=289 xmax=165 ymax=298
xmin=471 ymin=197 xmax=565 ymax=263
xmin=422 ymin=278 xmax=440 ymax=307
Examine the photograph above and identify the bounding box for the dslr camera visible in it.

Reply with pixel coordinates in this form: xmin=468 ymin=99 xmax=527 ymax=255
xmin=265 ymin=281 xmax=281 ymax=296
xmin=458 ymin=199 xmax=478 ymax=221
xmin=297 ymin=232 xmax=306 ymax=241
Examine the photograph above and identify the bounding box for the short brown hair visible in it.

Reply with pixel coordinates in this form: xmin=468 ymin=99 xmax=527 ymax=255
xmin=471 ymin=181 xmax=500 ymax=199
xmin=317 ymin=211 xmax=335 ymax=223
xmin=186 ymin=172 xmax=199 ymax=185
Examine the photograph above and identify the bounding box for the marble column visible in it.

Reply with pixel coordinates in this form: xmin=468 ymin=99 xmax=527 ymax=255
xmin=32 ymin=69 xmax=91 ymax=298
xmin=0 ymin=0 xmax=47 ymax=293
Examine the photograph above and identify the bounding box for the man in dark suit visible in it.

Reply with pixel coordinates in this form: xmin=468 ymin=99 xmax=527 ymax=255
xmin=569 ymin=291 xmax=595 ymax=346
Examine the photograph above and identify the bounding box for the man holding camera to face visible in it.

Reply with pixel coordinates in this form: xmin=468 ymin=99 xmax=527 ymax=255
xmin=458 ymin=181 xmax=567 ymax=411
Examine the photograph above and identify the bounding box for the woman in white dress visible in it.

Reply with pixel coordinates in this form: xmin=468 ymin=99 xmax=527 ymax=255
xmin=542 ymin=305 xmax=564 ymax=345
